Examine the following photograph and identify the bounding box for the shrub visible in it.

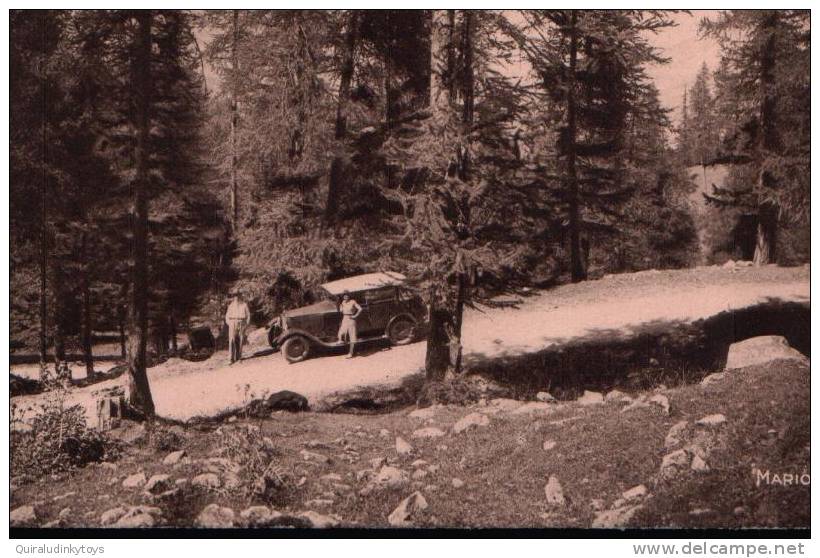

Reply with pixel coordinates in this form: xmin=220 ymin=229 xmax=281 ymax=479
xmin=217 ymin=424 xmax=290 ymax=502
xmin=11 ymin=390 xmax=120 ymax=483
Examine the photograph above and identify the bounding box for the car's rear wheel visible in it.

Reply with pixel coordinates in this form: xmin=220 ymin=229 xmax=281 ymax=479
xmin=281 ymin=336 xmax=310 ymax=363
xmin=387 ymin=316 xmax=416 ymax=345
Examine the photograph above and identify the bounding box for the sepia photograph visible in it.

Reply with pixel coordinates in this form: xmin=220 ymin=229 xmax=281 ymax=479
xmin=7 ymin=5 xmax=811 ymax=538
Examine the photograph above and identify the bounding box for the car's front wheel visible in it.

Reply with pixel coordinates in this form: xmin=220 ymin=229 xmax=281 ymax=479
xmin=281 ymin=335 xmax=310 ymax=363
xmin=387 ymin=316 xmax=416 ymax=346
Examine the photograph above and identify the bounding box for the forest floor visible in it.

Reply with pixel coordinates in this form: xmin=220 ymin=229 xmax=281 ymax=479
xmin=11 ymin=263 xmax=809 ymax=422
xmin=10 ymin=357 xmax=810 ymax=529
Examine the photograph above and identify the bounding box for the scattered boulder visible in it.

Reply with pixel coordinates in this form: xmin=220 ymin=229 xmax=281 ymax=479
xmin=196 ymin=504 xmax=235 ymax=528
xmin=614 ymin=485 xmax=648 ymax=508
xmin=696 ymin=414 xmax=727 ymax=427
xmin=388 ymin=491 xmax=429 ymax=527
xmin=489 ymin=398 xmax=523 ymax=412
xmin=100 ymin=507 xmax=127 ymax=526
xmin=577 ymin=391 xmax=604 ymax=406
xmin=412 ymin=427 xmax=446 ymax=439
xmin=408 ymin=406 xmax=443 ymax=420
xmin=266 ymin=390 xmax=309 ymax=413
xmin=451 ymin=478 xmax=465 ymax=489
xmin=542 ymin=440 xmax=557 ymax=451
xmin=543 ymin=475 xmax=565 ymax=506
xmin=700 ymin=373 xmax=725 ymax=387
xmin=371 ymin=466 xmax=410 ymax=490
xmin=114 ymin=512 xmax=155 ymax=528
xmin=396 ymin=437 xmax=414 ymax=455
xmin=536 ymin=391 xmax=557 ymax=403
xmin=379 ymin=428 xmax=390 ymax=437
xmin=411 ymin=459 xmax=428 ymax=468
xmin=605 ymin=390 xmax=631 ymax=404
xmin=58 ymin=507 xmax=73 ymax=520
xmin=320 ymin=473 xmax=343 ymax=483
xmin=369 ymin=456 xmax=387 ymax=470
xmin=144 ymin=474 xmax=172 ymax=495
xmin=299 ymin=511 xmax=341 ymax=528
xmin=452 ymin=412 xmax=490 ymax=434
xmin=691 ymin=454 xmax=710 ymax=472
xmin=11 ymin=505 xmax=37 ymax=526
xmin=192 ymin=473 xmax=221 ymax=490
xmin=592 ymin=505 xmax=643 ymax=528
xmin=122 ymin=472 xmax=147 ymax=489
xmin=724 ymin=336 xmax=807 ymax=371
xmin=300 ymin=449 xmax=331 ymax=463
xmin=659 ymin=449 xmax=690 ymax=480
xmin=664 ymin=421 xmax=689 ymax=449
xmin=163 ymin=450 xmax=186 ymax=466
xmin=239 ymin=506 xmax=283 ymax=527
xmin=511 ymin=402 xmax=554 ymax=415
xmin=411 ymin=469 xmax=428 ymax=481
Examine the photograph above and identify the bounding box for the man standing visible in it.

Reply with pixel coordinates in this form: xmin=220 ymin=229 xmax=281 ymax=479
xmin=225 ymin=290 xmax=251 ymax=364
xmin=337 ymin=291 xmax=362 ymax=359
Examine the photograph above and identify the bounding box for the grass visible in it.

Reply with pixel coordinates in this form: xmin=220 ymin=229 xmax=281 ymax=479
xmin=10 ymin=359 xmax=810 ymax=529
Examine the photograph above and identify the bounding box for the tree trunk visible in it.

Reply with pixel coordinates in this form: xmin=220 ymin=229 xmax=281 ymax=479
xmin=169 ymin=311 xmax=178 ymax=353
xmin=51 ymin=262 xmax=66 ymax=382
xmin=126 ymin=10 xmax=156 ymax=418
xmin=566 ymin=11 xmax=586 ymax=283
xmin=229 ymin=9 xmax=239 ymax=232
xmin=753 ymin=12 xmax=780 ymax=266
xmin=81 ymin=231 xmax=94 ymax=380
xmin=39 ymin=196 xmax=48 ymax=379
xmin=425 ymin=295 xmax=452 ymax=382
xmin=447 ymin=10 xmax=457 ymax=104
xmin=325 ymin=11 xmax=358 ymax=224
xmin=430 ymin=10 xmax=450 ymax=118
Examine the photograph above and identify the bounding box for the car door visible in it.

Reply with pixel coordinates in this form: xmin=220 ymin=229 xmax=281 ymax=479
xmin=362 ymin=287 xmax=397 ymax=336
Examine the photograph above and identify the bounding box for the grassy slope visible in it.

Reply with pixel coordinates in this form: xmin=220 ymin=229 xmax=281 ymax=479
xmin=11 ymin=359 xmax=809 ymax=529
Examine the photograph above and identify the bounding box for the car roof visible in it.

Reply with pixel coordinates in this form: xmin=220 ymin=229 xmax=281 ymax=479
xmin=321 ymin=271 xmax=407 ymax=296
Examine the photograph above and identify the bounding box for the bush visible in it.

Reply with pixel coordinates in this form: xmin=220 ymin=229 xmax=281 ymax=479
xmin=217 ymin=424 xmax=290 ymax=502
xmin=11 ymin=390 xmax=120 ymax=483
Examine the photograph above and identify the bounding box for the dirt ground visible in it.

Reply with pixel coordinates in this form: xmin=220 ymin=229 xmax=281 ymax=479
xmin=10 ymin=358 xmax=810 ymax=529
xmin=11 ymin=264 xmax=809 ymax=422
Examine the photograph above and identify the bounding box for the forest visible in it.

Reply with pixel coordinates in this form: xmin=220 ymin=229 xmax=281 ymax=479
xmin=9 ymin=10 xmax=810 ymax=417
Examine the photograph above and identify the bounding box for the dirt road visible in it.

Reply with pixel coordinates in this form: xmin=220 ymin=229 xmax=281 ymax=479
xmin=13 ymin=265 xmax=809 ymax=422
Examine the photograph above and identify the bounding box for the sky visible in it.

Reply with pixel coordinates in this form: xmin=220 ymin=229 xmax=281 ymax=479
xmin=644 ymin=10 xmax=723 ymax=125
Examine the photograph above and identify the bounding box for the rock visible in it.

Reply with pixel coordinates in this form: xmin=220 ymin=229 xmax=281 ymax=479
xmin=305 ymin=499 xmax=334 ymax=508
xmin=100 ymin=507 xmax=127 ymax=526
xmin=427 ymin=464 xmax=440 ymax=474
xmin=144 ymin=474 xmax=172 ymax=494
xmin=299 ymin=511 xmax=340 ymax=528
xmin=725 ymin=336 xmax=808 ymax=370
xmin=696 ymin=414 xmax=727 ymax=427
xmin=192 ymin=473 xmax=221 ymax=490
xmin=605 ymin=390 xmax=631 ymax=403
xmin=451 ymin=478 xmax=465 ymax=488
xmin=305 ymin=439 xmax=332 ymax=450
xmin=369 ymin=456 xmax=387 ymax=470
xmin=114 ymin=513 xmax=155 ymax=528
xmin=300 ymin=449 xmax=331 ymax=463
xmin=320 ymin=473 xmax=343 ymax=483
xmin=240 ymin=506 xmax=282 ymax=527
xmin=659 ymin=449 xmax=690 ymax=479
xmin=511 ymin=402 xmax=554 ymax=415
xmin=542 ymin=440 xmax=557 ymax=451
xmin=664 ymin=421 xmax=689 ymax=449
xmin=691 ymin=454 xmax=710 ymax=472
xmin=412 ymin=427 xmax=447 ymax=439
xmin=266 ymin=390 xmax=309 ymax=412
xmin=543 ymin=476 xmax=565 ymax=506
xmin=408 ymin=405 xmax=442 ymax=420
xmin=58 ymin=507 xmax=73 ymax=520
xmin=372 ymin=466 xmax=409 ymax=490
xmin=489 ymin=398 xmax=524 ymax=412
xmin=648 ymin=394 xmax=670 ymax=415
xmin=577 ymin=391 xmax=604 ymax=406
xmin=196 ymin=504 xmax=235 ymax=528
xmin=590 ymin=499 xmax=606 ymax=512
xmin=388 ymin=491 xmax=428 ymax=527
xmin=621 ymin=399 xmax=651 ymax=413
xmin=395 ymin=437 xmax=414 ymax=455
xmin=621 ymin=484 xmax=648 ymax=504
xmin=411 ymin=459 xmax=428 ymax=468
xmin=411 ymin=469 xmax=428 ymax=481
xmin=10 ymin=505 xmax=37 ymax=526
xmin=592 ymin=505 xmax=643 ymax=528
xmin=163 ymin=450 xmax=186 ymax=465
xmin=379 ymin=429 xmax=390 ymax=437
xmin=700 ymin=373 xmax=725 ymax=387
xmin=174 ymin=478 xmax=188 ymax=486
xmin=122 ymin=472 xmax=147 ymax=488
xmin=536 ymin=391 xmax=556 ymax=403
xmin=453 ymin=412 xmax=490 ymax=434
xmin=43 ymin=520 xmax=62 ymax=528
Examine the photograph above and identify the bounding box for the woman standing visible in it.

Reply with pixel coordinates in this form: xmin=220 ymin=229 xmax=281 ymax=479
xmin=337 ymin=291 xmax=362 ymax=358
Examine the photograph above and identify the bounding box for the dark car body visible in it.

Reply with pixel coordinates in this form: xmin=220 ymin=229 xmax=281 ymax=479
xmin=268 ymin=272 xmax=426 ymax=363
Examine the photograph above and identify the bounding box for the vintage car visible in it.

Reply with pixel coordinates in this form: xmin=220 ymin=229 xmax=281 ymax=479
xmin=268 ymin=272 xmax=426 ymax=363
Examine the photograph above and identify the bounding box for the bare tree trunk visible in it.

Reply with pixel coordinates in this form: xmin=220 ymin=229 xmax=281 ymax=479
xmin=429 ymin=10 xmax=450 ymax=117
xmin=229 ymin=9 xmax=239 ymax=232
xmin=325 ymin=11 xmax=358 ymax=225
xmin=51 ymin=263 xmax=66 ymax=383
xmin=118 ymin=282 xmax=127 ymax=359
xmin=169 ymin=310 xmax=178 ymax=353
xmin=753 ymin=12 xmax=780 ymax=266
xmin=39 ymin=189 xmax=48 ymax=379
xmin=81 ymin=230 xmax=94 ymax=380
xmin=126 ymin=10 xmax=156 ymax=418
xmin=566 ymin=11 xmax=586 ymax=282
